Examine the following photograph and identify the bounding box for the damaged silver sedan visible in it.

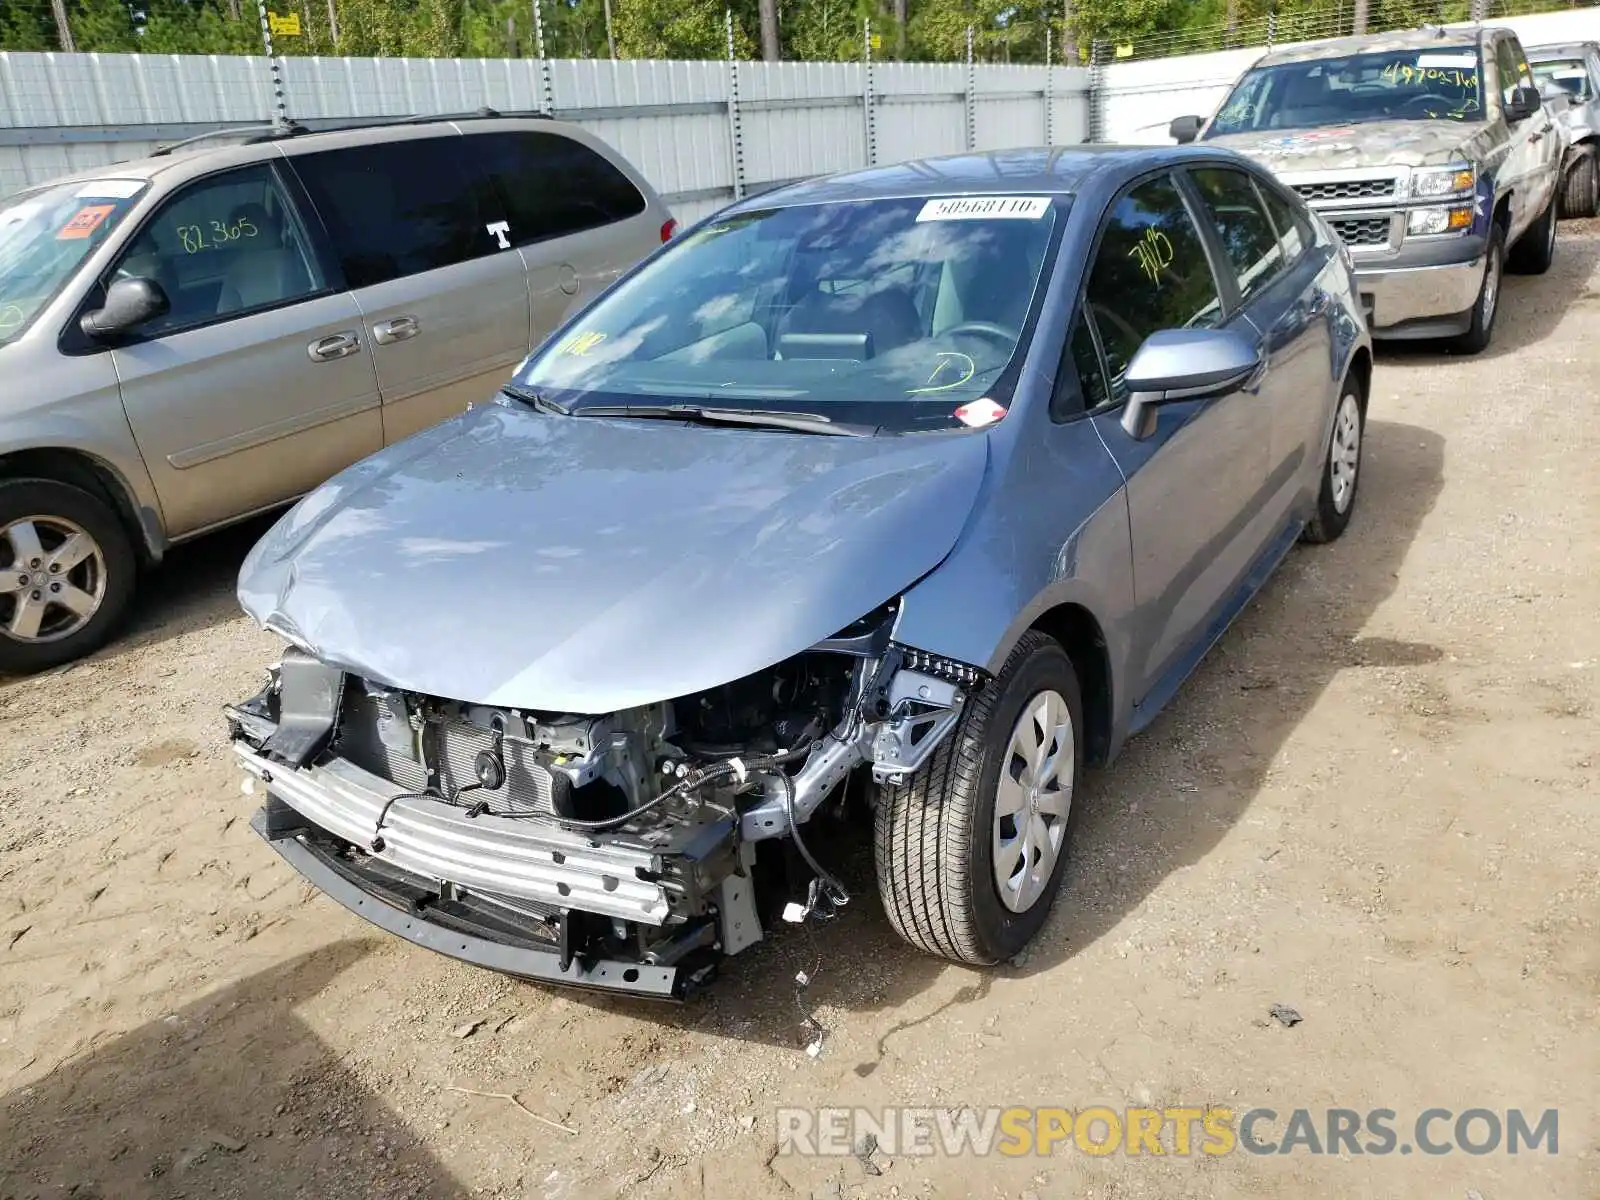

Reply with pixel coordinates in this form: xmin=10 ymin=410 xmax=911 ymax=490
xmin=226 ymin=146 xmax=1371 ymax=998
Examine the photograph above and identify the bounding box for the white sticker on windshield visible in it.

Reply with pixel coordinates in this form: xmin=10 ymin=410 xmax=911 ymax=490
xmin=74 ymin=179 xmax=143 ymax=199
xmin=915 ymin=195 xmax=1050 ymax=222
xmin=1416 ymin=53 xmax=1476 ymax=69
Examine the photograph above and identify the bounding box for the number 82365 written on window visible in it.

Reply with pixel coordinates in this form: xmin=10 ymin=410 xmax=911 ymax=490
xmin=176 ymin=217 xmax=259 ymax=255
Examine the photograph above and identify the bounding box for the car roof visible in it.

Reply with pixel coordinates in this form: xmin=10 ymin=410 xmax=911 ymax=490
xmin=1254 ymin=24 xmax=1487 ymax=67
xmin=1526 ymin=41 xmax=1598 ymax=61
xmin=722 ymin=145 xmax=1251 ymax=212
xmin=12 ymin=113 xmax=586 ymax=196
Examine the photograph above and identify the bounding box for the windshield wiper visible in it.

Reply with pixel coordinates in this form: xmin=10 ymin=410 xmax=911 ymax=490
xmin=574 ymin=403 xmax=875 ymax=437
xmin=500 ymin=382 xmax=570 ymax=415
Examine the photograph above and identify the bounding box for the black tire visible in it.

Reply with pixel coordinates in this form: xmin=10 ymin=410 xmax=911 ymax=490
xmin=1301 ymin=373 xmax=1367 ymax=545
xmin=1448 ymin=224 xmax=1505 ymax=355
xmin=0 ymin=478 xmax=137 ymax=675
xmin=874 ymin=631 xmax=1084 ymax=966
xmin=1560 ymin=152 xmax=1598 ymax=220
xmin=1508 ymin=192 xmax=1557 ymax=276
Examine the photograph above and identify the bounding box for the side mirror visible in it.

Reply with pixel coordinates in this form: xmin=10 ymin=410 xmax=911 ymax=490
xmin=1169 ymin=114 xmax=1204 ymax=144
xmin=1119 ymin=327 xmax=1263 ymax=440
xmin=1505 ymin=85 xmax=1543 ymax=122
xmin=80 ymin=276 xmax=169 ymax=339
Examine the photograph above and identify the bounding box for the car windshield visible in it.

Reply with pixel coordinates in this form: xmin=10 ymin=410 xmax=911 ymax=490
xmin=0 ymin=178 xmax=148 ymax=345
xmin=1531 ymin=58 xmax=1592 ymax=101
xmin=513 ymin=194 xmax=1065 ymax=433
xmin=1206 ymin=44 xmax=1486 ymax=136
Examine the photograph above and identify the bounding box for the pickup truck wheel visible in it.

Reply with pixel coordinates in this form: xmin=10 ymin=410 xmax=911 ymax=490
xmin=1508 ymin=192 xmax=1557 ymax=276
xmin=1560 ymin=152 xmax=1598 ymax=219
xmin=0 ymin=479 xmax=136 ymax=675
xmin=1302 ymin=380 xmax=1366 ymax=545
xmin=1449 ymin=225 xmax=1504 ymax=355
xmin=873 ymin=631 xmax=1083 ymax=966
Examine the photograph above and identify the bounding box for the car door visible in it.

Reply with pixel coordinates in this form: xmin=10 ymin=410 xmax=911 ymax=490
xmin=1496 ymin=35 xmax=1560 ymax=235
xmin=102 ymin=161 xmax=382 ymax=538
xmin=463 ymin=126 xmax=663 ymax=350
xmin=1079 ymin=172 xmax=1274 ymax=712
xmin=286 ymin=131 xmax=533 ymax=446
xmin=1186 ymin=165 xmax=1334 ymax=523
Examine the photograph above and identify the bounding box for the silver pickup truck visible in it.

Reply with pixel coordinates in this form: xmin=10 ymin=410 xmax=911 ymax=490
xmin=1171 ymin=25 xmax=1562 ymax=354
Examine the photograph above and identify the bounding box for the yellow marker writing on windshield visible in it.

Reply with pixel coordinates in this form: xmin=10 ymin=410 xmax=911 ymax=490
xmin=558 ymin=331 xmax=607 ymax=356
xmin=908 ymin=351 xmax=976 ymax=394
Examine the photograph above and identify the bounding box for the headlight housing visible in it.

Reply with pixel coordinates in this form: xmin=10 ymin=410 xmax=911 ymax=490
xmin=1411 ymin=164 xmax=1476 ymax=198
xmin=1407 ymin=205 xmax=1474 ymax=236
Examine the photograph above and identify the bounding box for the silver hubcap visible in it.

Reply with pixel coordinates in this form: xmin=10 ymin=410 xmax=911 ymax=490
xmin=0 ymin=516 xmax=107 ymax=644
xmin=993 ymin=689 xmax=1074 ymax=914
xmin=1481 ymin=245 xmax=1501 ymax=326
xmin=1330 ymin=392 xmax=1362 ymax=515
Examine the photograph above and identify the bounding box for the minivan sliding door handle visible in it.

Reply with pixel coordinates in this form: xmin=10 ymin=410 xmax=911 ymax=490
xmin=308 ymin=331 xmax=361 ymax=362
xmin=373 ymin=315 xmax=420 ymax=344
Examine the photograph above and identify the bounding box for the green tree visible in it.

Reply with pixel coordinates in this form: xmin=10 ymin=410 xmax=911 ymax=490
xmin=611 ymin=0 xmax=756 ymax=58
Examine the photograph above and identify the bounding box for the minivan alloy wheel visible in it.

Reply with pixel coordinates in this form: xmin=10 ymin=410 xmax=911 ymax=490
xmin=1329 ymin=392 xmax=1362 ymax=515
xmin=993 ymin=688 xmax=1076 ymax=913
xmin=0 ymin=515 xmax=107 ymax=643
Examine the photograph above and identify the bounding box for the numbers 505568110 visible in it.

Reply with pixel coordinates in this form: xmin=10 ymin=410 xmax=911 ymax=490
xmin=176 ymin=216 xmax=258 ymax=254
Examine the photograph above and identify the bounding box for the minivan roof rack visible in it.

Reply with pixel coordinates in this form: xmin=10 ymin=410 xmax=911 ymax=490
xmin=152 ymin=107 xmax=552 ymax=156
xmin=150 ymin=122 xmax=311 ymax=156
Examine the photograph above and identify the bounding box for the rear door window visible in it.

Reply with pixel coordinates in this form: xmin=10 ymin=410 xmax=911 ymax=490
xmin=467 ymin=131 xmax=646 ymax=248
xmin=1254 ymin=183 xmax=1308 ymax=266
xmin=1188 ymin=167 xmax=1286 ymax=305
xmin=289 ymin=136 xmax=507 ymax=288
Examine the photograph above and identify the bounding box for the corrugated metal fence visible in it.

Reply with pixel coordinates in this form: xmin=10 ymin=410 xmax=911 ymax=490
xmin=0 ymin=53 xmax=1093 ymax=219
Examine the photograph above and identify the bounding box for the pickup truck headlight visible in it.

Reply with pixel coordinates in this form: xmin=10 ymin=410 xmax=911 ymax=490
xmin=1411 ymin=165 xmax=1476 ymax=198
xmin=1407 ymin=205 xmax=1474 ymax=236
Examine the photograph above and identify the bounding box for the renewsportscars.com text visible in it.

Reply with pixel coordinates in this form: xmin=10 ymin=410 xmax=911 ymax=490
xmin=776 ymin=1105 xmax=1559 ymax=1158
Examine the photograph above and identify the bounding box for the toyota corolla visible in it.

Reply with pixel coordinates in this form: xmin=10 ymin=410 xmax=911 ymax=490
xmin=225 ymin=146 xmax=1371 ymax=999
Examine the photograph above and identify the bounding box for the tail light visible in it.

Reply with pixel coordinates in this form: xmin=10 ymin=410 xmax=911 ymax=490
xmin=660 ymin=218 xmax=678 ymax=243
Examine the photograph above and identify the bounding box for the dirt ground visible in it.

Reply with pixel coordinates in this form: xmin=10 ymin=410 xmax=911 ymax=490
xmin=2 ymin=227 xmax=1598 ymax=1200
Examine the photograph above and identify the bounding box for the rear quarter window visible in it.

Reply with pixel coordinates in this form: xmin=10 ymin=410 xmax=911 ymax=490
xmin=467 ymin=131 xmax=647 ymax=249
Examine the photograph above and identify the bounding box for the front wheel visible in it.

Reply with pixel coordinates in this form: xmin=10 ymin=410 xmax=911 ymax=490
xmin=0 ymin=479 xmax=136 ymax=675
xmin=1448 ymin=225 xmax=1505 ymax=356
xmin=874 ymin=631 xmax=1084 ymax=966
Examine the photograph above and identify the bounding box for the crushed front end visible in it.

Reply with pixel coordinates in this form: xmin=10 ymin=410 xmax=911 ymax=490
xmin=225 ymin=608 xmax=982 ymax=999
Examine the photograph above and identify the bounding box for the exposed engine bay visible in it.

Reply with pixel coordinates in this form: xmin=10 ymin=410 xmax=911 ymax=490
xmin=226 ymin=605 xmax=985 ymax=999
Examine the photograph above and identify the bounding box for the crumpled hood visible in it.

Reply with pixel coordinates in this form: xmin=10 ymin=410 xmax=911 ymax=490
xmin=1207 ymin=119 xmax=1495 ymax=172
xmin=238 ymin=401 xmax=989 ymax=712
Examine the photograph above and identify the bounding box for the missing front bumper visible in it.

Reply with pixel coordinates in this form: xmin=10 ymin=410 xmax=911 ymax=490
xmin=250 ymin=808 xmax=715 ymax=1000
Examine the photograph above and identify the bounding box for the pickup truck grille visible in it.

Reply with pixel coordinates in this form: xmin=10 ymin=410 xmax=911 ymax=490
xmin=1294 ymin=178 xmax=1396 ymax=203
xmin=1329 ymin=216 xmax=1392 ymax=248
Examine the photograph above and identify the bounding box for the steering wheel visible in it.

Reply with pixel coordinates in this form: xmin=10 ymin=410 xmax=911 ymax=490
xmin=1402 ymin=92 xmax=1456 ymax=115
xmin=939 ymin=320 xmax=1018 ymax=350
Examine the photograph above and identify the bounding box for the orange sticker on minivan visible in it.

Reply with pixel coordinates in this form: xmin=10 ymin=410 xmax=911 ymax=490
xmin=56 ymin=204 xmax=116 ymax=240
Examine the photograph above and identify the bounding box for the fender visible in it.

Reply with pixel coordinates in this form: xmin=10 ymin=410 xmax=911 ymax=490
xmin=0 ymin=420 xmax=167 ymax=562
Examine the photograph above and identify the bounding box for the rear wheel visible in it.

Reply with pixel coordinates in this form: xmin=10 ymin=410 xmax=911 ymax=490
xmin=1560 ymin=152 xmax=1598 ymax=219
xmin=1448 ymin=224 xmax=1505 ymax=356
xmin=1508 ymin=192 xmax=1557 ymax=275
xmin=1302 ymin=379 xmax=1366 ymax=545
xmin=0 ymin=479 xmax=136 ymax=675
xmin=874 ymin=631 xmax=1083 ymax=966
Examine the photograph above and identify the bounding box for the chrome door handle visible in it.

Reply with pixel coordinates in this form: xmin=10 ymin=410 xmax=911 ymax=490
xmin=373 ymin=315 xmax=420 ymax=344
xmin=307 ymin=331 xmax=361 ymax=362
